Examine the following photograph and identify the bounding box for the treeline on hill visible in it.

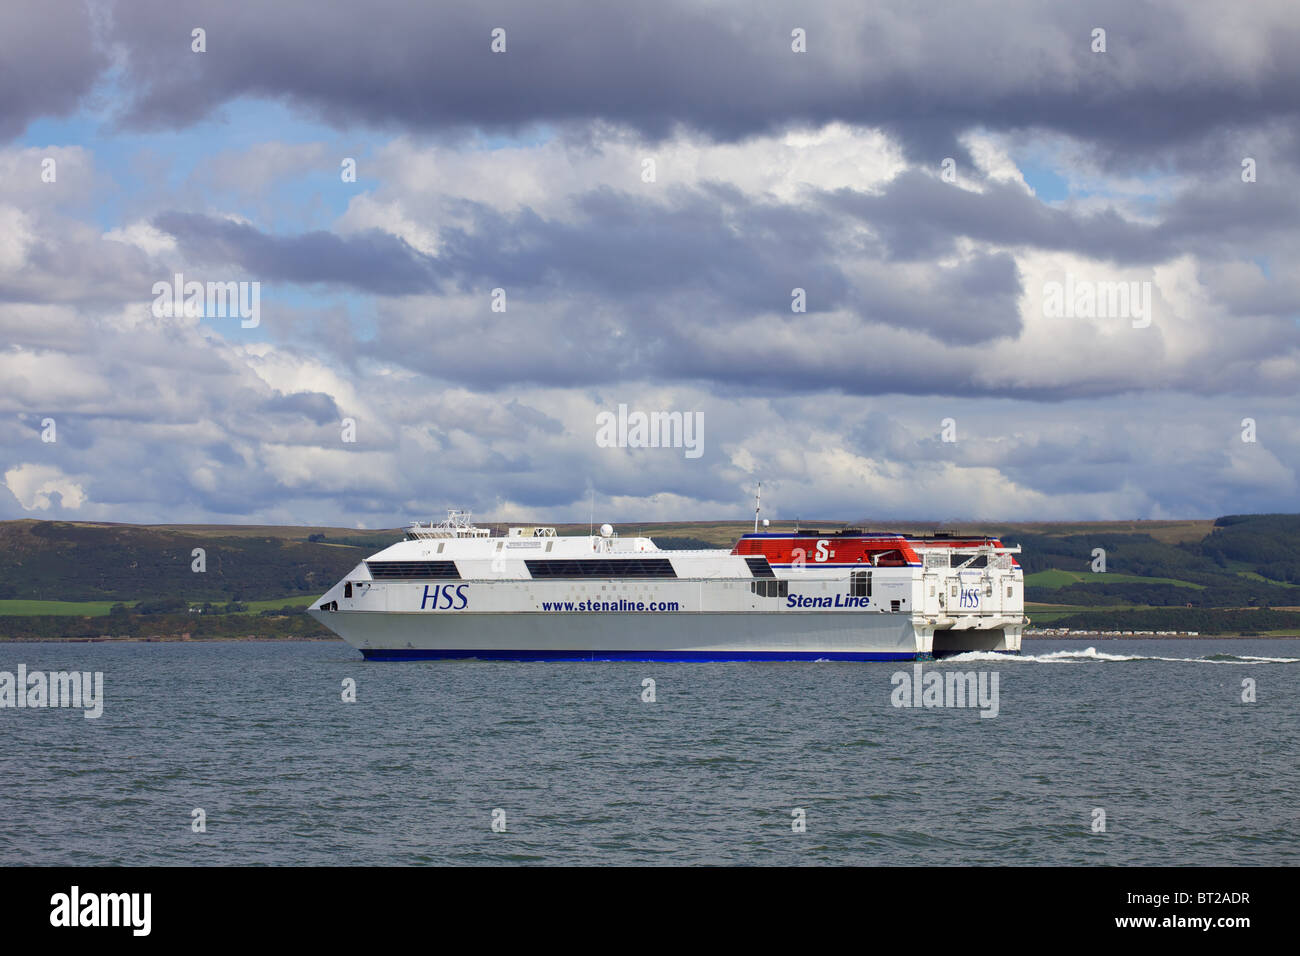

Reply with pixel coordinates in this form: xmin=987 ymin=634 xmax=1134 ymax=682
xmin=1200 ymin=514 xmax=1300 ymax=582
xmin=1021 ymin=577 xmax=1296 ymax=608
xmin=0 ymin=613 xmax=331 ymax=641
xmin=1000 ymin=514 xmax=1300 ymax=604
xmin=0 ymin=521 xmax=376 ymax=602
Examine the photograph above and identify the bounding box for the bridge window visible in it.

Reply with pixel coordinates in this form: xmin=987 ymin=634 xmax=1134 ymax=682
xmin=750 ymin=580 xmax=788 ymax=598
xmin=872 ymin=549 xmax=908 ymax=567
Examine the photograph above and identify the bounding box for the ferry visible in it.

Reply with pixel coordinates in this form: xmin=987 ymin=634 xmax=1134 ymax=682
xmin=309 ymin=509 xmax=1026 ymax=661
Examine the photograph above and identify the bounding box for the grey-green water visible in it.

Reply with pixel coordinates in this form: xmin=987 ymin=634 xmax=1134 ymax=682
xmin=1 ymin=639 xmax=1296 ymax=865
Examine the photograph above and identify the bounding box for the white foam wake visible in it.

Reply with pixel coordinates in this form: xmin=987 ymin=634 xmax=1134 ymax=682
xmin=940 ymin=647 xmax=1300 ymax=665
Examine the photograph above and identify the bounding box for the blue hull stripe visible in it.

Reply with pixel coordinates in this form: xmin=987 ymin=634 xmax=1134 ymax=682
xmin=360 ymin=648 xmax=925 ymax=662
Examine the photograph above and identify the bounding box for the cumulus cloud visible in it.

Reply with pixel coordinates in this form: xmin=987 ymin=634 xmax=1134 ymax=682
xmin=3 ymin=463 xmax=88 ymax=510
xmin=0 ymin=2 xmax=1297 ymax=524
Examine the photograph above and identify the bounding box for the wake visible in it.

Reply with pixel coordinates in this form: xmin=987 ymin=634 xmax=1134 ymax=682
xmin=940 ymin=647 xmax=1300 ymax=665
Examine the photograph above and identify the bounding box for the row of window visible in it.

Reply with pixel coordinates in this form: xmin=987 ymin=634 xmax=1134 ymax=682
xmin=365 ymin=561 xmax=461 ymax=579
xmin=366 ymin=558 xmax=685 ymax=580
xmin=524 ymin=559 xmax=678 ymax=578
xmin=751 ymin=580 xmax=789 ymax=598
xmin=363 ymin=560 xmax=1013 ymax=597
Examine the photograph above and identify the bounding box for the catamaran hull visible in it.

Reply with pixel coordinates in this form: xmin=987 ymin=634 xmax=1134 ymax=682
xmin=309 ymin=608 xmax=1017 ymax=661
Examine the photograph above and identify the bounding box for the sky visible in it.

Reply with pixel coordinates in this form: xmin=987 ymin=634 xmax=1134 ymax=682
xmin=2 ymin=0 xmax=1299 ymax=528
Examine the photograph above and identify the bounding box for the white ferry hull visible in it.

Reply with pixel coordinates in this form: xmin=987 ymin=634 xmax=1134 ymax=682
xmin=308 ymin=607 xmax=1018 ymax=661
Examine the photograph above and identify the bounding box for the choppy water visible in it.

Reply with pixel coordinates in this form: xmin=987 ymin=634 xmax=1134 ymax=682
xmin=1 ymin=639 xmax=1296 ymax=865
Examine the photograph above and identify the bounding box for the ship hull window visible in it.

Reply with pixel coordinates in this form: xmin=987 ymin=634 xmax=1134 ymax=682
xmin=366 ymin=561 xmax=461 ymax=580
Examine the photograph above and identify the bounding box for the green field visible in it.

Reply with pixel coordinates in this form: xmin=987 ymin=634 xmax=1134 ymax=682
xmin=1234 ymin=570 xmax=1300 ymax=587
xmin=0 ymin=600 xmax=135 ymax=616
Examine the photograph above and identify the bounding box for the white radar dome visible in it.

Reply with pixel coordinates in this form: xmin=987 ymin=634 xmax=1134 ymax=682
xmin=600 ymin=523 xmax=614 ymax=537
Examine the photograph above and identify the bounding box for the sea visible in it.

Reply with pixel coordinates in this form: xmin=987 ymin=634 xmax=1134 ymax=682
xmin=1 ymin=639 xmax=1296 ymax=866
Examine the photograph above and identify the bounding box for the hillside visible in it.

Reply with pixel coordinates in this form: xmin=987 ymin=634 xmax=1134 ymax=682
xmin=1 ymin=514 xmax=1299 ymax=638
xmin=0 ymin=520 xmax=376 ymax=603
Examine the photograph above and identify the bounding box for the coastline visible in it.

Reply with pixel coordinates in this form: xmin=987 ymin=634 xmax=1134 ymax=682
xmin=3 ymin=633 xmax=1296 ymax=644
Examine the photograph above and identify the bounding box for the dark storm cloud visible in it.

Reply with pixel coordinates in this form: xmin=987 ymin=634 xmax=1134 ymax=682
xmin=261 ymin=390 xmax=341 ymax=424
xmin=835 ymin=172 xmax=1300 ymax=265
xmin=437 ymin=185 xmax=851 ymax=310
xmin=154 ymin=189 xmax=852 ymax=307
xmin=91 ymin=0 xmax=1300 ymax=169
xmin=0 ymin=1 xmax=108 ymax=140
xmin=834 ymin=172 xmax=1164 ymax=263
xmin=857 ymin=252 xmax=1022 ymax=344
xmin=6 ymin=1 xmax=1296 ymax=188
xmin=153 ymin=212 xmax=442 ymax=293
xmin=1154 ymin=184 xmax=1300 ymax=254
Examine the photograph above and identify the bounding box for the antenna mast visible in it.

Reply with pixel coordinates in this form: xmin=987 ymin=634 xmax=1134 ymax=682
xmin=753 ymin=482 xmax=761 ymax=533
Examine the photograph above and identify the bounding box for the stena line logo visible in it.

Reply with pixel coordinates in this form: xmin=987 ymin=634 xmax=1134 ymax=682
xmin=786 ymin=593 xmax=870 ymax=608
xmin=50 ymin=886 xmax=151 ymax=936
xmin=420 ymin=584 xmax=469 ymax=610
